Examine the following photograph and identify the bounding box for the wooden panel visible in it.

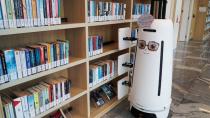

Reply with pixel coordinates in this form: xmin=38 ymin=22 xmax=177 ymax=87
xmin=66 ymin=27 xmax=87 ymax=58
xmin=193 ymin=0 xmax=208 ymax=40
xmin=63 ymin=0 xmax=85 ymax=23
xmin=68 ymin=63 xmax=87 ymax=90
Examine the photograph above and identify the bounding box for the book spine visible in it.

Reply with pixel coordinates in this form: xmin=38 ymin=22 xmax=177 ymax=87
xmin=25 ymin=0 xmax=30 ymax=27
xmin=29 ymin=49 xmax=37 ymax=74
xmin=27 ymin=95 xmax=36 ymax=117
xmin=1 ymin=0 xmax=9 ymax=28
xmin=5 ymin=0 xmax=13 ymax=28
xmin=4 ymin=50 xmax=18 ymax=81
xmin=19 ymin=0 xmax=25 ymax=27
xmin=20 ymin=50 xmax=28 ymax=77
xmin=10 ymin=0 xmax=17 ymax=28
xmin=43 ymin=0 xmax=47 ymax=25
xmin=46 ymin=0 xmax=50 ymax=25
xmin=51 ymin=0 xmax=55 ymax=24
xmin=33 ymin=91 xmax=40 ymax=114
xmin=56 ymin=43 xmax=60 ymax=67
xmin=0 ymin=52 xmax=8 ymax=82
xmin=50 ymin=44 xmax=54 ymax=68
xmin=0 ymin=55 xmax=4 ymax=84
xmin=21 ymin=96 xmax=30 ymax=118
xmin=53 ymin=43 xmax=57 ymax=67
xmin=39 ymin=46 xmax=45 ymax=71
xmin=54 ymin=0 xmax=58 ymax=24
xmin=25 ymin=49 xmax=32 ymax=75
xmin=0 ymin=0 xmax=4 ymax=29
xmin=14 ymin=50 xmax=23 ymax=79
xmin=22 ymin=0 xmax=28 ymax=27
xmin=43 ymin=45 xmax=49 ymax=69
xmin=13 ymin=97 xmax=24 ymax=118
xmin=57 ymin=0 xmax=60 ymax=24
xmin=36 ymin=0 xmax=41 ymax=26
xmin=9 ymin=103 xmax=15 ymax=118
xmin=35 ymin=48 xmax=42 ymax=72
xmin=39 ymin=0 xmax=44 ymax=26
xmin=13 ymin=0 xmax=20 ymax=27
xmin=65 ymin=41 xmax=69 ymax=64
xmin=32 ymin=0 xmax=37 ymax=26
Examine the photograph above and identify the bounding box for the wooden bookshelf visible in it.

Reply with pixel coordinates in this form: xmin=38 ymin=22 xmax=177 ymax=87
xmin=0 ymin=0 xmax=171 ymax=118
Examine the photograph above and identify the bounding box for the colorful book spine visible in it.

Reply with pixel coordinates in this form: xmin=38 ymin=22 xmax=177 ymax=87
xmin=4 ymin=49 xmax=18 ymax=81
xmin=27 ymin=94 xmax=36 ymax=117
xmin=1 ymin=0 xmax=9 ymax=28
xmin=22 ymin=0 xmax=28 ymax=27
xmin=13 ymin=97 xmax=24 ymax=118
xmin=20 ymin=49 xmax=28 ymax=77
xmin=88 ymin=35 xmax=103 ymax=57
xmin=0 ymin=56 xmax=4 ymax=84
xmin=25 ymin=48 xmax=32 ymax=75
xmin=0 ymin=0 xmax=4 ymax=29
xmin=0 ymin=51 xmax=8 ymax=82
xmin=39 ymin=0 xmax=44 ymax=26
xmin=14 ymin=50 xmax=23 ymax=79
xmin=32 ymin=0 xmax=38 ymax=26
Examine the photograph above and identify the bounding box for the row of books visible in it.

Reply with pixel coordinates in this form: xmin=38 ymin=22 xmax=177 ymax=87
xmin=151 ymin=0 xmax=167 ymax=19
xmin=88 ymin=0 xmax=126 ymax=22
xmin=89 ymin=60 xmax=117 ymax=88
xmin=2 ymin=76 xmax=71 ymax=118
xmin=88 ymin=35 xmax=103 ymax=57
xmin=0 ymin=0 xmax=61 ymax=29
xmin=132 ymin=3 xmax=151 ymax=19
xmin=91 ymin=83 xmax=116 ymax=107
xmin=0 ymin=40 xmax=70 ymax=85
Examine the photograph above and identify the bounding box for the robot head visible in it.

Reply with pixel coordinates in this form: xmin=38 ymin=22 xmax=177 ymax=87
xmin=138 ymin=40 xmax=160 ymax=55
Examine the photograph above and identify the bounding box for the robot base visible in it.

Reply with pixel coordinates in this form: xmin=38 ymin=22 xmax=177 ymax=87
xmin=130 ymin=106 xmax=170 ymax=118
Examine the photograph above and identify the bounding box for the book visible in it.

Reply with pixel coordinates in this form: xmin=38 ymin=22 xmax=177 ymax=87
xmin=0 ymin=55 xmax=4 ymax=84
xmin=91 ymin=90 xmax=105 ymax=107
xmin=3 ymin=49 xmax=18 ymax=81
xmin=0 ymin=0 xmax=4 ymax=29
xmin=0 ymin=51 xmax=9 ymax=82
xmin=14 ymin=50 xmax=23 ymax=79
xmin=100 ymin=84 xmax=116 ymax=100
xmin=1 ymin=0 xmax=9 ymax=28
xmin=32 ymin=0 xmax=38 ymax=26
xmin=19 ymin=49 xmax=28 ymax=77
xmin=132 ymin=3 xmax=151 ymax=19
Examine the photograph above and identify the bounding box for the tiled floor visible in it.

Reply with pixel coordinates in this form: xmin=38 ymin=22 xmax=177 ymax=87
xmin=102 ymin=40 xmax=210 ymax=118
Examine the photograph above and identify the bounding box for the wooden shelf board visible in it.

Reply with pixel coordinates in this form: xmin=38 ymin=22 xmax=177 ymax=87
xmin=89 ymin=43 xmax=118 ymax=61
xmin=87 ymin=19 xmax=132 ymax=27
xmin=67 ymin=111 xmax=85 ymax=118
xmin=0 ymin=57 xmax=86 ymax=91
xmin=35 ymin=87 xmax=87 ymax=118
xmin=0 ymin=23 xmax=86 ymax=36
xmin=89 ymin=72 xmax=128 ymax=92
xmin=90 ymin=96 xmax=127 ymax=118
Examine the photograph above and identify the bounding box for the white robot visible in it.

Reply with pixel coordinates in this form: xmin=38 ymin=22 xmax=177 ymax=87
xmin=129 ymin=19 xmax=173 ymax=118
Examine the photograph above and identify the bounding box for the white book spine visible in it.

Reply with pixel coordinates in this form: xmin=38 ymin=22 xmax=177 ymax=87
xmin=9 ymin=103 xmax=15 ymax=118
xmin=61 ymin=81 xmax=65 ymax=101
xmin=0 ymin=76 xmax=4 ymax=84
xmin=51 ymin=0 xmax=55 ymax=24
xmin=40 ymin=0 xmax=45 ymax=26
xmin=53 ymin=84 xmax=56 ymax=106
xmin=14 ymin=50 xmax=23 ymax=79
xmin=21 ymin=96 xmax=30 ymax=118
xmin=13 ymin=98 xmax=24 ymax=118
xmin=1 ymin=0 xmax=9 ymax=28
xmin=20 ymin=51 xmax=28 ymax=77
xmin=57 ymin=82 xmax=61 ymax=103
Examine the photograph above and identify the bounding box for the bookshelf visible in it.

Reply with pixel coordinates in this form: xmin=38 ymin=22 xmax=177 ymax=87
xmin=0 ymin=0 xmax=170 ymax=118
